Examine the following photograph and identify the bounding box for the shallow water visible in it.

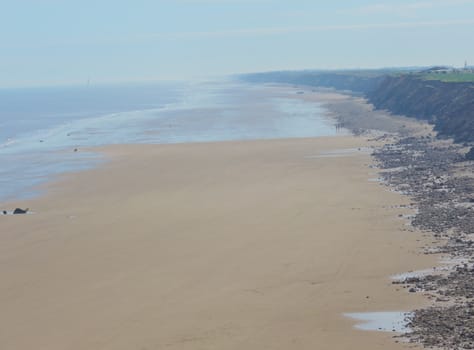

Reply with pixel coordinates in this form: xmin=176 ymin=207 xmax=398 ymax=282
xmin=392 ymin=256 xmax=469 ymax=282
xmin=0 ymin=81 xmax=346 ymax=202
xmin=305 ymin=147 xmax=371 ymax=159
xmin=345 ymin=312 xmax=411 ymax=333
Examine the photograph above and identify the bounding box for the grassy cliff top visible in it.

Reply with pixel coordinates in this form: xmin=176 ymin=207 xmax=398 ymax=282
xmin=417 ymin=72 xmax=474 ymax=83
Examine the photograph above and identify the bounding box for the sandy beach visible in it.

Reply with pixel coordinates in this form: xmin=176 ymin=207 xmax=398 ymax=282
xmin=0 ymin=135 xmax=436 ymax=350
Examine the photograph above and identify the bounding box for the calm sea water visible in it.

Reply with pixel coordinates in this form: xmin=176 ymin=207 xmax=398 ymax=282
xmin=0 ymin=80 xmax=343 ymax=202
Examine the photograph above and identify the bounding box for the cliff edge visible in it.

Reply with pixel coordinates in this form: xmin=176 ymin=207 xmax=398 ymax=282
xmin=368 ymin=75 xmax=474 ymax=143
xmin=240 ymin=71 xmax=474 ymax=149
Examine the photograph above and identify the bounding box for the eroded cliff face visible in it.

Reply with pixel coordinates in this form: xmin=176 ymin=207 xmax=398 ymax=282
xmin=241 ymin=72 xmax=474 ymax=145
xmin=367 ymin=75 xmax=474 ymax=143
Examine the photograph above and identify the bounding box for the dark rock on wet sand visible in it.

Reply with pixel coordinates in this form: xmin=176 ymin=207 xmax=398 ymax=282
xmin=13 ymin=208 xmax=29 ymax=214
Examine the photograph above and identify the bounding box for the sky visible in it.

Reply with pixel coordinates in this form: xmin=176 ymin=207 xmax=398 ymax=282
xmin=1 ymin=0 xmax=474 ymax=87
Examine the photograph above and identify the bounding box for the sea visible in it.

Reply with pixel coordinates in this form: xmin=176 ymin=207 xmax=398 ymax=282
xmin=0 ymin=79 xmax=344 ymax=202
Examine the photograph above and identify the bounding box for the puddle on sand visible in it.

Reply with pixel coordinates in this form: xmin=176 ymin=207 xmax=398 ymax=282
xmin=392 ymin=256 xmax=469 ymax=282
xmin=392 ymin=269 xmax=437 ymax=281
xmin=344 ymin=312 xmax=411 ymax=333
xmin=305 ymin=147 xmax=372 ymax=159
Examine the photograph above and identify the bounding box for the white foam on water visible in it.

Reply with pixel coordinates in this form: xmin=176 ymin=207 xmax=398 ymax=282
xmin=0 ymin=81 xmax=345 ymax=202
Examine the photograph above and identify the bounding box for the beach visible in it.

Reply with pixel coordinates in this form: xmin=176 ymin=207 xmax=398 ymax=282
xmin=4 ymin=0 xmax=474 ymax=347
xmin=0 ymin=135 xmax=437 ymax=349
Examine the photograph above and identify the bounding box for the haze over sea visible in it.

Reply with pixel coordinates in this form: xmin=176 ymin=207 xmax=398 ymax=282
xmin=0 ymin=81 xmax=343 ymax=202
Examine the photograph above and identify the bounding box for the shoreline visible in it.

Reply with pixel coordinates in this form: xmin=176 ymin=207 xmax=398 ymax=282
xmin=0 ymin=81 xmax=340 ymax=204
xmin=0 ymin=130 xmax=436 ymax=349
xmin=6 ymin=84 xmax=469 ymax=349
xmin=373 ymin=135 xmax=474 ymax=348
xmin=295 ymin=84 xmax=474 ymax=349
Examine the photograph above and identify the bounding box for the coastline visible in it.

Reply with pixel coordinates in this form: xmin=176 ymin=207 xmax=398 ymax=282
xmin=0 ymin=81 xmax=340 ymax=203
xmin=293 ymin=84 xmax=474 ymax=348
xmin=0 ymin=132 xmax=437 ymax=349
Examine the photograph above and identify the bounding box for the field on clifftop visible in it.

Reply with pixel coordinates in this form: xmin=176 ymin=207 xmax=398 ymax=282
xmin=421 ymin=72 xmax=474 ymax=83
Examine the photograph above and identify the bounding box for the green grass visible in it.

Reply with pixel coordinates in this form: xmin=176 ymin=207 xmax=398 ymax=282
xmin=419 ymin=72 xmax=474 ymax=83
xmin=331 ymin=69 xmax=415 ymax=78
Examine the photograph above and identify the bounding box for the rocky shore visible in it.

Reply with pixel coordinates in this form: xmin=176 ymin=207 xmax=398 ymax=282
xmin=372 ymin=135 xmax=474 ymax=349
xmin=315 ymin=88 xmax=474 ymax=349
xmin=250 ymin=78 xmax=474 ymax=349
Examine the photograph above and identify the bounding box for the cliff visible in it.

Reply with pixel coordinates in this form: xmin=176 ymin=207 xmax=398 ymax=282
xmin=240 ymin=71 xmax=474 ymax=145
xmin=368 ymin=75 xmax=474 ymax=143
xmin=242 ymin=71 xmax=384 ymax=95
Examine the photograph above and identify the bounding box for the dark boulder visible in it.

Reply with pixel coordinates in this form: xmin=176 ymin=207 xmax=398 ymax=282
xmin=13 ymin=208 xmax=29 ymax=214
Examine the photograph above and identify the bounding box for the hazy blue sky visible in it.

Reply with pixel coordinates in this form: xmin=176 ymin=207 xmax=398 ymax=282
xmin=2 ymin=0 xmax=474 ymax=87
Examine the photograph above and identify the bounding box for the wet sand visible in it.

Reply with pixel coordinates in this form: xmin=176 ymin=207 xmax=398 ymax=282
xmin=0 ymin=136 xmax=436 ymax=350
